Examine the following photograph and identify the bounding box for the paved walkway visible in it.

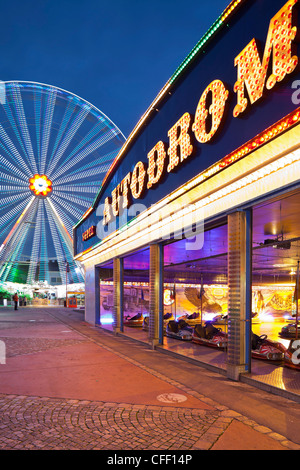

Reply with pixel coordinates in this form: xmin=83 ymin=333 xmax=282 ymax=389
xmin=0 ymin=307 xmax=299 ymax=451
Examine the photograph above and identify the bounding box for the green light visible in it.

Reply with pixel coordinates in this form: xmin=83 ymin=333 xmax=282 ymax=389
xmin=170 ymin=1 xmax=242 ymax=85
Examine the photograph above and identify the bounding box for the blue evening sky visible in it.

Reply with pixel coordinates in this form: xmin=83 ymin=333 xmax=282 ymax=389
xmin=1 ymin=0 xmax=229 ymax=137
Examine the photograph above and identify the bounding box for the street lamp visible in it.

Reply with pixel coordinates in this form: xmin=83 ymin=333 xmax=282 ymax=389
xmin=65 ymin=261 xmax=70 ymax=307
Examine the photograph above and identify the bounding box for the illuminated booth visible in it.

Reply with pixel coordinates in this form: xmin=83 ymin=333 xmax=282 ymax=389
xmin=74 ymin=0 xmax=300 ymax=383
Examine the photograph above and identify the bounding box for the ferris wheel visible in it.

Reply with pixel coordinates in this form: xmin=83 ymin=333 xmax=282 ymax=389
xmin=0 ymin=81 xmax=125 ymax=286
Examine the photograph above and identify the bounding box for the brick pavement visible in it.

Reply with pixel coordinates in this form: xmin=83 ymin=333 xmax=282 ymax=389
xmin=0 ymin=394 xmax=222 ymax=450
xmin=0 ymin=307 xmax=299 ymax=451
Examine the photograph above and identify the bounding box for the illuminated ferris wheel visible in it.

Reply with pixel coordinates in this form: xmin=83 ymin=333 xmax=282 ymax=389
xmin=0 ymin=81 xmax=125 ymax=285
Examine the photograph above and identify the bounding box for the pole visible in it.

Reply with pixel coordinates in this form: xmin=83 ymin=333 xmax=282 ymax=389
xmin=200 ymin=274 xmax=203 ymax=325
xmin=65 ymin=261 xmax=69 ymax=308
xmin=174 ymin=281 xmax=176 ymax=320
xmin=296 ymin=261 xmax=299 ymax=339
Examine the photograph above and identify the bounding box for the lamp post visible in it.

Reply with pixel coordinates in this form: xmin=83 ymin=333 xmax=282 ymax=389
xmin=65 ymin=261 xmax=70 ymax=307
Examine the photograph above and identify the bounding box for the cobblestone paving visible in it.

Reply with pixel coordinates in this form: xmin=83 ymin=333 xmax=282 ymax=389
xmin=3 ymin=336 xmax=88 ymax=358
xmin=0 ymin=394 xmax=225 ymax=450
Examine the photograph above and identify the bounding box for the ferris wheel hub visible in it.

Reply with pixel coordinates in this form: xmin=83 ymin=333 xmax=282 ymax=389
xmin=29 ymin=174 xmax=53 ymax=197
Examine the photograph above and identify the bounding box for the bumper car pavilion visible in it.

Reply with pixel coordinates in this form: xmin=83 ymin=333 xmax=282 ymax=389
xmin=74 ymin=0 xmax=300 ymax=398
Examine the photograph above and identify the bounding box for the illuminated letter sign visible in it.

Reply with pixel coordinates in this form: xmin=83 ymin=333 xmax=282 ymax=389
xmin=111 ymin=184 xmax=122 ymax=217
xmin=193 ymin=80 xmax=229 ymax=143
xmin=233 ymin=0 xmax=298 ymax=117
xmin=82 ymin=225 xmax=96 ymax=241
xmin=130 ymin=161 xmax=147 ymax=199
xmin=167 ymin=113 xmax=194 ymax=173
xmin=121 ymin=172 xmax=132 ymax=209
xmin=99 ymin=0 xmax=299 ymax=229
xmin=147 ymin=141 xmax=167 ymax=189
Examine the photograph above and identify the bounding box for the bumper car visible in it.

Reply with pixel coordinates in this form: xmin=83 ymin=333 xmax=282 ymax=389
xmin=251 ymin=333 xmax=285 ymax=361
xmin=192 ymin=322 xmax=228 ymax=349
xmin=212 ymin=312 xmax=260 ymax=325
xmin=162 ymin=312 xmax=175 ymax=331
xmin=279 ymin=323 xmax=300 ymax=339
xmin=211 ymin=313 xmax=227 ymax=325
xmin=166 ymin=319 xmax=193 ymax=341
xmin=142 ymin=312 xmax=175 ymax=331
xmin=177 ymin=311 xmax=200 ymax=327
xmin=284 ymin=339 xmax=300 ymax=370
xmin=124 ymin=312 xmax=144 ymax=327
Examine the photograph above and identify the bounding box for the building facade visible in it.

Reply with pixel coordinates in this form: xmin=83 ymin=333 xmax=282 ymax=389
xmin=74 ymin=0 xmax=300 ymax=383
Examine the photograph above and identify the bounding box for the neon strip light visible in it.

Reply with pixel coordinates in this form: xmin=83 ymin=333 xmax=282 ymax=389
xmin=171 ymin=0 xmax=244 ymax=83
xmin=218 ymin=108 xmax=300 ymax=171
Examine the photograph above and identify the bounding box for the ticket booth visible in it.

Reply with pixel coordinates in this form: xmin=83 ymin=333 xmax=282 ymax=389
xmin=67 ymin=295 xmax=77 ymax=308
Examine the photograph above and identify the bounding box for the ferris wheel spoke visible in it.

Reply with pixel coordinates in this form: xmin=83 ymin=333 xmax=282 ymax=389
xmin=40 ymin=90 xmax=57 ymax=175
xmin=0 ymin=184 xmax=28 ymax=193
xmin=0 ymin=198 xmax=37 ymax=281
xmin=0 ymin=196 xmax=35 ymax=247
xmin=42 ymin=98 xmax=76 ymax=175
xmin=0 ymin=153 xmax=31 ymax=181
xmin=1 ymin=220 xmax=31 ymax=282
xmin=0 ymin=123 xmax=32 ymax=176
xmin=48 ymin=196 xmax=83 ymax=236
xmin=0 ymin=192 xmax=32 ymax=215
xmin=0 ymin=213 xmax=29 ymax=262
xmin=46 ymin=103 xmax=91 ymax=176
xmin=50 ymin=126 xmax=121 ymax=181
xmin=53 ymin=183 xmax=100 ymax=194
xmin=2 ymin=94 xmax=34 ymax=176
xmin=33 ymin=88 xmax=42 ymax=170
xmin=44 ymin=198 xmax=77 ymax=283
xmin=53 ymin=189 xmax=93 ymax=209
xmin=0 ymin=194 xmax=33 ymax=231
xmin=50 ymin=193 xmax=86 ymax=222
xmin=10 ymin=86 xmax=38 ymax=174
xmin=55 ymin=129 xmax=120 ymax=177
xmin=39 ymin=202 xmax=50 ymax=282
xmin=50 ymin=118 xmax=108 ymax=170
xmin=50 ymin=207 xmax=76 ymax=236
xmin=26 ymin=199 xmax=43 ymax=283
xmin=0 ymin=172 xmax=29 ymax=187
xmin=44 ymin=200 xmax=67 ymax=283
xmin=51 ymin=164 xmax=110 ymax=187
